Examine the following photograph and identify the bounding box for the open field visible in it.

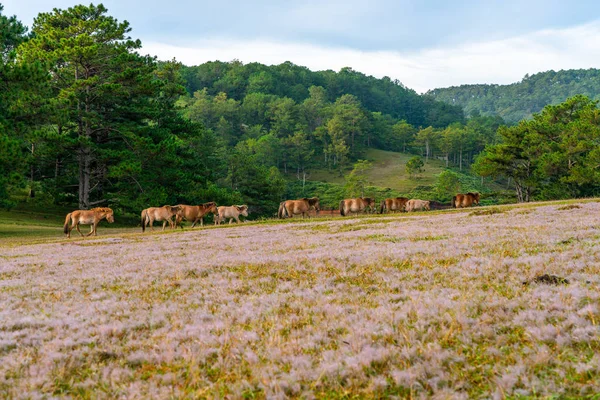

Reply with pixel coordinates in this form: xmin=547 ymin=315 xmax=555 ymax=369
xmin=2 ymin=200 xmax=600 ymax=398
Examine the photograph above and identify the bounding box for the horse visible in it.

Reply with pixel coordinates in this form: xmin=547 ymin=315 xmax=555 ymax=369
xmin=215 ymin=205 xmax=248 ymax=225
xmin=141 ymin=205 xmax=182 ymax=232
xmin=339 ymin=197 xmax=376 ymax=216
xmin=174 ymin=202 xmax=218 ymax=228
xmin=406 ymin=199 xmax=430 ymax=212
xmin=452 ymin=192 xmax=480 ymax=208
xmin=278 ymin=197 xmax=320 ymax=219
xmin=63 ymin=207 xmax=114 ymax=238
xmin=380 ymin=197 xmax=409 ymax=214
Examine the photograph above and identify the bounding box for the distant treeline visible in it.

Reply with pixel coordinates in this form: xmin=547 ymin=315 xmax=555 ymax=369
xmin=181 ymin=62 xmax=464 ymax=128
xmin=427 ymin=69 xmax=600 ymax=123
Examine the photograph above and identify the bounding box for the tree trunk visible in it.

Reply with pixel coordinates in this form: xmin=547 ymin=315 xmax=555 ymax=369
xmin=459 ymin=149 xmax=463 ymax=171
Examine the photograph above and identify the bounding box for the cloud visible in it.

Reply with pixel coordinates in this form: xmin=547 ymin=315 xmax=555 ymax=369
xmin=143 ymin=20 xmax=600 ymax=93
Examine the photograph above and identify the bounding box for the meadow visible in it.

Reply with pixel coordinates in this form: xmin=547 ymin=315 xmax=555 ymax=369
xmin=1 ymin=200 xmax=600 ymax=398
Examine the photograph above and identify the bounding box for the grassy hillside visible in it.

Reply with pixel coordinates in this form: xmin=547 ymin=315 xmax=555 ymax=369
xmin=296 ymin=149 xmax=446 ymax=192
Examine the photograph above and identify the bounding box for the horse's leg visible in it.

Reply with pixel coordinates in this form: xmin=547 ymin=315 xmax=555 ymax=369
xmin=86 ymin=224 xmax=94 ymax=237
xmin=76 ymin=223 xmax=85 ymax=237
xmin=162 ymin=220 xmax=167 ymax=231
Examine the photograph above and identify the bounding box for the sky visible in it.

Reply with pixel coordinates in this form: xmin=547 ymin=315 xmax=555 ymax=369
xmin=3 ymin=0 xmax=600 ymax=93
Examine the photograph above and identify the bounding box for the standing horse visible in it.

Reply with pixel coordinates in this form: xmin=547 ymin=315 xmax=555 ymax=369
xmin=141 ymin=205 xmax=182 ymax=232
xmin=63 ymin=207 xmax=115 ymax=238
xmin=380 ymin=197 xmax=409 ymax=214
xmin=452 ymin=192 xmax=480 ymax=208
xmin=406 ymin=199 xmax=430 ymax=212
xmin=215 ymin=205 xmax=248 ymax=225
xmin=339 ymin=197 xmax=375 ymax=216
xmin=278 ymin=197 xmax=320 ymax=219
xmin=174 ymin=202 xmax=218 ymax=228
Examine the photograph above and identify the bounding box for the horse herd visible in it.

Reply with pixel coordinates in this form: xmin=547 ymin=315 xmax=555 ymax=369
xmin=61 ymin=193 xmax=480 ymax=238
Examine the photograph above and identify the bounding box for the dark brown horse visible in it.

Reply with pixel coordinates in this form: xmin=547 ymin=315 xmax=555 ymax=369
xmin=278 ymin=197 xmax=320 ymax=219
xmin=452 ymin=192 xmax=480 ymax=208
xmin=63 ymin=207 xmax=115 ymax=238
xmin=380 ymin=197 xmax=409 ymax=214
xmin=174 ymin=202 xmax=218 ymax=228
xmin=339 ymin=197 xmax=375 ymax=216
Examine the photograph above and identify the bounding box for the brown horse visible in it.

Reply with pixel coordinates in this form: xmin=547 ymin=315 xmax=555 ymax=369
xmin=380 ymin=197 xmax=409 ymax=214
xmin=406 ymin=199 xmax=430 ymax=212
xmin=141 ymin=205 xmax=182 ymax=232
xmin=339 ymin=197 xmax=376 ymax=216
xmin=278 ymin=197 xmax=320 ymax=219
xmin=452 ymin=192 xmax=480 ymax=208
xmin=63 ymin=207 xmax=115 ymax=238
xmin=215 ymin=205 xmax=248 ymax=225
xmin=174 ymin=202 xmax=218 ymax=228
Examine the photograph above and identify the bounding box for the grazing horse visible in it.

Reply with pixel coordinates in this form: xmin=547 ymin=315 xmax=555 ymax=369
xmin=339 ymin=197 xmax=376 ymax=217
xmin=278 ymin=197 xmax=320 ymax=219
xmin=452 ymin=192 xmax=480 ymax=208
xmin=63 ymin=207 xmax=114 ymax=238
xmin=380 ymin=197 xmax=409 ymax=214
xmin=406 ymin=199 xmax=430 ymax=212
xmin=174 ymin=202 xmax=218 ymax=228
xmin=141 ymin=205 xmax=182 ymax=232
xmin=215 ymin=205 xmax=248 ymax=225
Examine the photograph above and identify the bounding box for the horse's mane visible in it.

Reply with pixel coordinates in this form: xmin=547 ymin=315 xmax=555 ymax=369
xmin=91 ymin=207 xmax=112 ymax=212
xmin=307 ymin=197 xmax=319 ymax=206
xmin=203 ymin=201 xmax=216 ymax=207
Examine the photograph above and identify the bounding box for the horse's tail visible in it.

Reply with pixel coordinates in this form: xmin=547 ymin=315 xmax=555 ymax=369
xmin=63 ymin=213 xmax=71 ymax=235
xmin=451 ymin=196 xmax=457 ymax=208
xmin=339 ymin=200 xmax=346 ymax=216
xmin=379 ymin=201 xmax=385 ymax=214
xmin=283 ymin=203 xmax=290 ymax=219
xmin=141 ymin=209 xmax=147 ymax=232
xmin=278 ymin=202 xmax=286 ymax=219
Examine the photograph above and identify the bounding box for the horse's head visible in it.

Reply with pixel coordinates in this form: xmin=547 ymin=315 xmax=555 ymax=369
xmin=236 ymin=205 xmax=249 ymax=217
xmin=309 ymin=197 xmax=320 ymax=213
xmin=204 ymin=202 xmax=218 ymax=214
xmin=103 ymin=209 xmax=115 ymax=223
xmin=170 ymin=205 xmax=184 ymax=217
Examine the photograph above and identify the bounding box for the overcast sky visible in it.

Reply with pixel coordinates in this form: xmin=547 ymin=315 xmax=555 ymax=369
xmin=4 ymin=0 xmax=600 ymax=93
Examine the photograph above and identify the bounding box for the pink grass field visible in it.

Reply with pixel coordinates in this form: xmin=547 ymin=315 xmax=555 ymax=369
xmin=1 ymin=201 xmax=600 ymax=398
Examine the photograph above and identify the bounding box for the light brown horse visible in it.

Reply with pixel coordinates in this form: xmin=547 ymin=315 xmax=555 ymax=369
xmin=339 ymin=197 xmax=376 ymax=216
xmin=452 ymin=192 xmax=480 ymax=208
xmin=215 ymin=205 xmax=248 ymax=225
xmin=278 ymin=197 xmax=320 ymax=219
xmin=406 ymin=199 xmax=430 ymax=212
xmin=63 ymin=207 xmax=115 ymax=238
xmin=174 ymin=202 xmax=218 ymax=228
xmin=141 ymin=205 xmax=182 ymax=232
xmin=380 ymin=197 xmax=409 ymax=214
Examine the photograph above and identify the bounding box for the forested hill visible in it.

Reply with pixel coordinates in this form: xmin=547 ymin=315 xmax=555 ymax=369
xmin=180 ymin=61 xmax=464 ymax=128
xmin=426 ymin=69 xmax=600 ymax=123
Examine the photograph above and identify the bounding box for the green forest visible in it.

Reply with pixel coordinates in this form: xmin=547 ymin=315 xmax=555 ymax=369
xmin=2 ymin=3 xmax=600 ymax=218
xmin=428 ymin=69 xmax=600 ymax=123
